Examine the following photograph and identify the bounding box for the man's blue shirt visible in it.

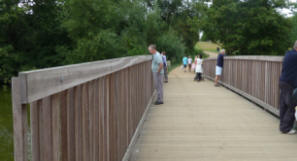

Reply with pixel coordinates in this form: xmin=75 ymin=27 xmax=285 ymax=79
xmin=183 ymin=57 xmax=188 ymax=65
xmin=280 ymin=49 xmax=297 ymax=88
xmin=217 ymin=54 xmax=224 ymax=67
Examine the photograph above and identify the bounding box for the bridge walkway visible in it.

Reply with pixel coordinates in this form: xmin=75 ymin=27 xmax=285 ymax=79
xmin=129 ymin=68 xmax=297 ymax=161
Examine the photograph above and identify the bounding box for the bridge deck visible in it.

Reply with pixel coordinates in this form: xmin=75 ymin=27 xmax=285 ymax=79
xmin=130 ymin=68 xmax=297 ymax=161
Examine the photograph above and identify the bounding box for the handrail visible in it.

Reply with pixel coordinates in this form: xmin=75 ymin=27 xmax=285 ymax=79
xmin=18 ymin=55 xmax=152 ymax=104
xmin=203 ymin=56 xmax=283 ymax=116
xmin=206 ymin=55 xmax=282 ymax=62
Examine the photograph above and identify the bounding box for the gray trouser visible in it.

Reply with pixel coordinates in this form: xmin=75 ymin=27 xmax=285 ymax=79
xmin=164 ymin=66 xmax=168 ymax=82
xmin=153 ymin=72 xmax=164 ymax=102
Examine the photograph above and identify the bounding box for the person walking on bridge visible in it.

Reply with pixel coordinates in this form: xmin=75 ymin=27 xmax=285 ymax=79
xmin=214 ymin=49 xmax=225 ymax=86
xmin=194 ymin=54 xmax=203 ymax=81
xmin=162 ymin=52 xmax=169 ymax=83
xmin=148 ymin=44 xmax=164 ymax=105
xmin=182 ymin=56 xmax=188 ymax=72
xmin=188 ymin=56 xmax=193 ymax=72
xmin=279 ymin=41 xmax=297 ymax=134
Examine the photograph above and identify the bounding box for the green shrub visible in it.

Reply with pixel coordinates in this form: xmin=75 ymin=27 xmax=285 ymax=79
xmin=156 ymin=30 xmax=186 ymax=64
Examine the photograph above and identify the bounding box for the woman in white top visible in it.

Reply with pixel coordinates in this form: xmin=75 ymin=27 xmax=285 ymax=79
xmin=194 ymin=55 xmax=203 ymax=81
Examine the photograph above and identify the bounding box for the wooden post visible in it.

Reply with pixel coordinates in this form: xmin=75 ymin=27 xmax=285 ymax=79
xmin=12 ymin=77 xmax=28 ymax=161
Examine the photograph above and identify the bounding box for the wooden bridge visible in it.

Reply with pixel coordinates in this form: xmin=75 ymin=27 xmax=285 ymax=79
xmin=11 ymin=55 xmax=297 ymax=161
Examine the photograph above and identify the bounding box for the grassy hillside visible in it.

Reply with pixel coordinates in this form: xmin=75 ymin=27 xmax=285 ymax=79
xmin=196 ymin=42 xmax=221 ymax=53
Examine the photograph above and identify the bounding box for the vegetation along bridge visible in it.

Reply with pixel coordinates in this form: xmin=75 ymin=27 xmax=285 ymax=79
xmin=11 ymin=55 xmax=297 ymax=161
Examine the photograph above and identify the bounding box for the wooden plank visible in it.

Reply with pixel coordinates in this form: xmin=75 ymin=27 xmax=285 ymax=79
xmin=40 ymin=96 xmax=53 ymax=161
xmin=108 ymin=73 xmax=117 ymax=161
xmin=206 ymin=55 xmax=283 ymax=62
xmin=12 ymin=77 xmax=28 ymax=161
xmin=74 ymin=86 xmax=82 ymax=161
xmin=30 ymin=101 xmax=40 ymax=161
xmin=52 ymin=93 xmax=62 ymax=161
xmin=67 ymin=88 xmax=75 ymax=161
xmin=60 ymin=91 xmax=68 ymax=161
xmin=105 ymin=76 xmax=110 ymax=161
xmin=88 ymin=81 xmax=95 ymax=161
xmin=93 ymin=79 xmax=100 ymax=161
xmin=18 ymin=56 xmax=152 ymax=103
xmin=82 ymin=83 xmax=90 ymax=161
xmin=98 ymin=78 xmax=105 ymax=161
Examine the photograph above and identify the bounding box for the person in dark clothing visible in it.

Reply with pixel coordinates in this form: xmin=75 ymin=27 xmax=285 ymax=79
xmin=162 ymin=52 xmax=169 ymax=83
xmin=279 ymin=41 xmax=297 ymax=134
xmin=214 ymin=49 xmax=225 ymax=86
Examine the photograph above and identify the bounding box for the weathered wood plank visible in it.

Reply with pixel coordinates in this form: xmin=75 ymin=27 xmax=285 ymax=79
xmin=52 ymin=93 xmax=62 ymax=161
xmin=67 ymin=88 xmax=75 ymax=161
xmin=30 ymin=101 xmax=40 ymax=161
xmin=93 ymin=79 xmax=100 ymax=161
xmin=105 ymin=76 xmax=110 ymax=161
xmin=19 ymin=56 xmax=152 ymax=103
xmin=74 ymin=86 xmax=82 ymax=161
xmin=88 ymin=81 xmax=95 ymax=161
xmin=12 ymin=77 xmax=28 ymax=161
xmin=82 ymin=84 xmax=90 ymax=161
xmin=60 ymin=91 xmax=68 ymax=161
xmin=40 ymin=96 xmax=53 ymax=161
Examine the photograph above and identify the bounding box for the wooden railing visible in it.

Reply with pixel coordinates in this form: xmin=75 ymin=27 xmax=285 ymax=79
xmin=11 ymin=56 xmax=154 ymax=161
xmin=203 ymin=56 xmax=283 ymax=116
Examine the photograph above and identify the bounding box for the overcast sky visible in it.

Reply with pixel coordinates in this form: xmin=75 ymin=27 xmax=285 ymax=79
xmin=278 ymin=0 xmax=297 ymax=17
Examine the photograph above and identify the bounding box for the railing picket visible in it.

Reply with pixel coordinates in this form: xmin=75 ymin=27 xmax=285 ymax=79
xmin=30 ymin=101 xmax=40 ymax=161
xmin=60 ymin=91 xmax=68 ymax=161
xmin=74 ymin=85 xmax=83 ymax=161
xmin=88 ymin=81 xmax=95 ymax=161
xmin=40 ymin=96 xmax=53 ymax=161
xmin=67 ymin=88 xmax=75 ymax=161
xmin=52 ymin=93 xmax=62 ymax=161
xmin=82 ymin=84 xmax=90 ymax=161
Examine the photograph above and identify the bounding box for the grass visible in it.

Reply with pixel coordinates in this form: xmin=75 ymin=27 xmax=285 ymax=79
xmin=196 ymin=41 xmax=221 ymax=53
xmin=0 ymin=87 xmax=13 ymax=161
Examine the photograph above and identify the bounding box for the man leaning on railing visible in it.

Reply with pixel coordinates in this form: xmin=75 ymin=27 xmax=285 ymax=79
xmin=148 ymin=44 xmax=164 ymax=105
xmin=279 ymin=41 xmax=297 ymax=134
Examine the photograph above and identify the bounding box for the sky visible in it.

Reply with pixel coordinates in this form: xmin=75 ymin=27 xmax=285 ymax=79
xmin=278 ymin=0 xmax=297 ymax=17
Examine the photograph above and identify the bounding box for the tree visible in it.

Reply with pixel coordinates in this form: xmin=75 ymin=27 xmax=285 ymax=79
xmin=203 ymin=0 xmax=292 ymax=55
xmin=289 ymin=13 xmax=297 ymax=46
xmin=0 ymin=0 xmax=205 ymax=85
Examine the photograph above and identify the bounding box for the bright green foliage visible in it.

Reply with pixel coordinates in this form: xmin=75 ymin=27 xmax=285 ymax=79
xmin=203 ymin=0 xmax=292 ymax=55
xmin=157 ymin=29 xmax=186 ymax=63
xmin=0 ymin=0 xmax=71 ymax=85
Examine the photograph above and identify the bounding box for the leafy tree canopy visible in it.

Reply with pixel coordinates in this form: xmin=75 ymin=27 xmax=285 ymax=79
xmin=203 ymin=0 xmax=292 ymax=55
